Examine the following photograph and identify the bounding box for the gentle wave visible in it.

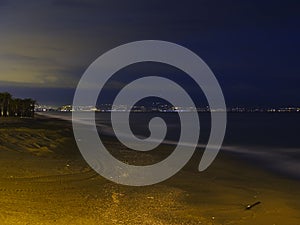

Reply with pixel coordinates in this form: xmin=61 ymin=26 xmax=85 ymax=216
xmin=37 ymin=112 xmax=300 ymax=179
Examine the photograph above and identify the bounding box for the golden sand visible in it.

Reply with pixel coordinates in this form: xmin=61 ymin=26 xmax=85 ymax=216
xmin=0 ymin=117 xmax=299 ymax=224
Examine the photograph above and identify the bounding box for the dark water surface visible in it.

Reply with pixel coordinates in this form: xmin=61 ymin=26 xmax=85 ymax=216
xmin=41 ymin=112 xmax=300 ymax=179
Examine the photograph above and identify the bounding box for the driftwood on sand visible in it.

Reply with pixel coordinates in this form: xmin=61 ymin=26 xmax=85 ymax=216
xmin=245 ymin=201 xmax=261 ymax=210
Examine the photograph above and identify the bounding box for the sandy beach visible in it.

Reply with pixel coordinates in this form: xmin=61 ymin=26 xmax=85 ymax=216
xmin=0 ymin=116 xmax=299 ymax=225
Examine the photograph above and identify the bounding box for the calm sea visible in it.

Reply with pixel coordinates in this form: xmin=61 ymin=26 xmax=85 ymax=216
xmin=41 ymin=112 xmax=300 ymax=179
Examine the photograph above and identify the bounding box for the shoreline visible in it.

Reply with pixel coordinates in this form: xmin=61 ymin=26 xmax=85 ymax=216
xmin=36 ymin=112 xmax=300 ymax=181
xmin=0 ymin=116 xmax=299 ymax=224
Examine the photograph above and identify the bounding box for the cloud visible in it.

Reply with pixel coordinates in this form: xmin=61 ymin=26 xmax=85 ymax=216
xmin=0 ymin=0 xmax=299 ymax=106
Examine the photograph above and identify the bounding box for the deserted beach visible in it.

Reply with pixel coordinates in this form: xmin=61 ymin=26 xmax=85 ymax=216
xmin=0 ymin=115 xmax=299 ymax=224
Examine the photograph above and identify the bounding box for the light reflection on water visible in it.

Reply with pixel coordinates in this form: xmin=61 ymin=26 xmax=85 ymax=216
xmin=39 ymin=112 xmax=300 ymax=179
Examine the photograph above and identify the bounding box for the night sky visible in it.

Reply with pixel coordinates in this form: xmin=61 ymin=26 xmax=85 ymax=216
xmin=0 ymin=0 xmax=299 ymax=107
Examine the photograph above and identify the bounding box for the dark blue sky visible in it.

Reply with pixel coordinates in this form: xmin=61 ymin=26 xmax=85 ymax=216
xmin=0 ymin=0 xmax=299 ymax=107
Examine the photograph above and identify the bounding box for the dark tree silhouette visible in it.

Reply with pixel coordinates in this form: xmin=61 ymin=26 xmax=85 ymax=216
xmin=0 ymin=92 xmax=35 ymax=117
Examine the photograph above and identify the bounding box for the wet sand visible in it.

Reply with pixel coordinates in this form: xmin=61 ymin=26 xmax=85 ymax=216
xmin=0 ymin=117 xmax=299 ymax=224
